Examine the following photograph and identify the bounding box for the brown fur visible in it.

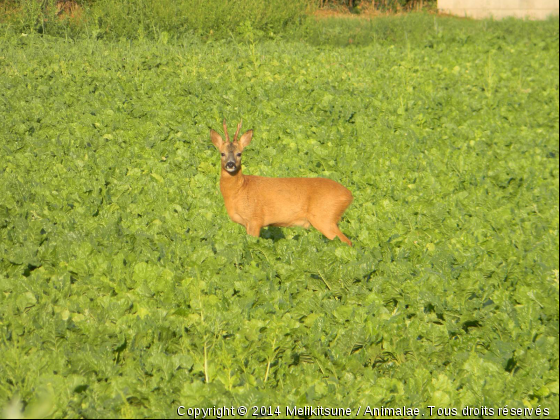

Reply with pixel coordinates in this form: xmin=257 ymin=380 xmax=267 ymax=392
xmin=211 ymin=120 xmax=353 ymax=246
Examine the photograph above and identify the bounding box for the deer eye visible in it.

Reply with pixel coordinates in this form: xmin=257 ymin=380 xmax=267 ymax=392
xmin=236 ymin=153 xmax=242 ymax=157
xmin=221 ymin=153 xmax=225 ymax=157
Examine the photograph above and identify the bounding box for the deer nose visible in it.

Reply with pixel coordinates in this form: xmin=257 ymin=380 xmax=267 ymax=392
xmin=226 ymin=161 xmax=235 ymax=169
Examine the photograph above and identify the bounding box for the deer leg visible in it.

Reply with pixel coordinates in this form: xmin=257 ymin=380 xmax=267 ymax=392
xmin=246 ymin=221 xmax=262 ymax=238
xmin=309 ymin=218 xmax=352 ymax=246
xmin=334 ymin=228 xmax=352 ymax=246
xmin=328 ymin=225 xmax=352 ymax=246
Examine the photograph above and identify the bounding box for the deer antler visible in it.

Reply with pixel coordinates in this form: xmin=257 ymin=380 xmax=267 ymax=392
xmin=223 ymin=119 xmax=230 ymax=142
xmin=233 ymin=119 xmax=243 ymax=142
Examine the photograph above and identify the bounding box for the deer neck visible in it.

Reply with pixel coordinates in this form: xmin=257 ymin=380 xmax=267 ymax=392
xmin=220 ymin=167 xmax=245 ymax=199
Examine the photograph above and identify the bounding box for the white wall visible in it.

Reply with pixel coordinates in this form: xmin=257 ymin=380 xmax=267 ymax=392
xmin=438 ymin=0 xmax=559 ymax=19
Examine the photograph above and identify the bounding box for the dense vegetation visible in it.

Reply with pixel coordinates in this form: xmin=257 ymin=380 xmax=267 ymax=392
xmin=2 ymin=0 xmax=309 ymax=40
xmin=1 ymin=0 xmax=436 ymax=40
xmin=0 ymin=7 xmax=558 ymax=419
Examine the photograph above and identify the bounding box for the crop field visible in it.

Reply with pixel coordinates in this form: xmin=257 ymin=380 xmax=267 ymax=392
xmin=0 ymin=12 xmax=559 ymax=419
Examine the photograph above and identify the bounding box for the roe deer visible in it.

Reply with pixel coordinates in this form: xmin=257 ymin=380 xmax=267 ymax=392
xmin=210 ymin=120 xmax=353 ymax=246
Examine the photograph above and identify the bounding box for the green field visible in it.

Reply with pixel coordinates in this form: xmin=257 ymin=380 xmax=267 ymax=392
xmin=1 ymin=12 xmax=559 ymax=418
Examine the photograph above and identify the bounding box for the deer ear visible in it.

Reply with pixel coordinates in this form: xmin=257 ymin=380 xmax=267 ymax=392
xmin=238 ymin=130 xmax=253 ymax=150
xmin=210 ymin=129 xmax=223 ymax=149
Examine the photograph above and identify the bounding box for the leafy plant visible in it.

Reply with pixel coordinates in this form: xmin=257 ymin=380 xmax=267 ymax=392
xmin=0 ymin=13 xmax=558 ymax=419
xmin=1 ymin=0 xmax=309 ymax=39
